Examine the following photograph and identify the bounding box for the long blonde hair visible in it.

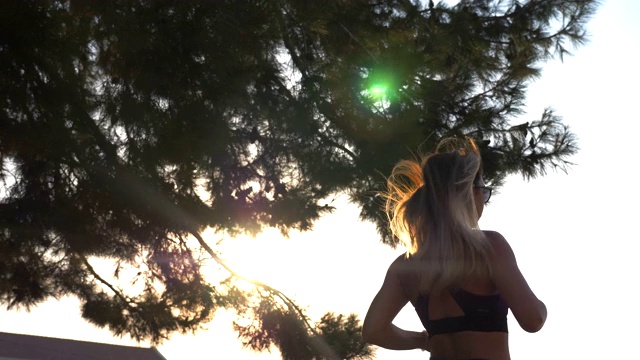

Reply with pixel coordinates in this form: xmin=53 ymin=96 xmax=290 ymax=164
xmin=384 ymin=137 xmax=490 ymax=294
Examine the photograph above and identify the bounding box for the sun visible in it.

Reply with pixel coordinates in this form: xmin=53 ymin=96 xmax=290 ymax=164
xmin=200 ymin=227 xmax=298 ymax=293
xmin=197 ymin=194 xmax=405 ymax=320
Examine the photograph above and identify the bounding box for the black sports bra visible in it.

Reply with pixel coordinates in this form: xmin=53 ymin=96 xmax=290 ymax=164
xmin=412 ymin=288 xmax=508 ymax=338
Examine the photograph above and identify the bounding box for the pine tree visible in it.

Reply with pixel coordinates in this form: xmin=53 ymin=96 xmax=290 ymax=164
xmin=0 ymin=0 xmax=598 ymax=357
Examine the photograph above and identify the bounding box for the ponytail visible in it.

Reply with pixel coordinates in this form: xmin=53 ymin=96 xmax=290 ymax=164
xmin=382 ymin=137 xmax=490 ymax=293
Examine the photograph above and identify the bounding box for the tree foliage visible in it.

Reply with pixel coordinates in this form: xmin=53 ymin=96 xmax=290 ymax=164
xmin=233 ymin=289 xmax=373 ymax=360
xmin=0 ymin=0 xmax=597 ymax=357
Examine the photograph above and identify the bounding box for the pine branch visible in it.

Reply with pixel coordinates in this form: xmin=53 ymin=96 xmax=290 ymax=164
xmin=190 ymin=230 xmax=340 ymax=359
xmin=338 ymin=22 xmax=378 ymax=62
xmin=79 ymin=254 xmax=133 ymax=307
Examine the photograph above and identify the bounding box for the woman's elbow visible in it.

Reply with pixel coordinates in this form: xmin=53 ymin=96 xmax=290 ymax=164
xmin=361 ymin=322 xmax=376 ymax=344
xmin=362 ymin=330 xmax=374 ymax=344
xmin=521 ymin=318 xmax=545 ymax=333
xmin=362 ymin=319 xmax=386 ymax=345
xmin=520 ymin=301 xmax=547 ymax=333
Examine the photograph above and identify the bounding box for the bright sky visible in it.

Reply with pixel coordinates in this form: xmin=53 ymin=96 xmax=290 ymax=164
xmin=1 ymin=1 xmax=638 ymax=359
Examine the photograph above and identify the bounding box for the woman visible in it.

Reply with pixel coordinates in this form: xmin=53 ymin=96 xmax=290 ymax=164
xmin=362 ymin=137 xmax=546 ymax=360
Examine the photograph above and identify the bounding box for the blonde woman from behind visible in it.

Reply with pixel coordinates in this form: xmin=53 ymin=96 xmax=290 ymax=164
xmin=362 ymin=137 xmax=546 ymax=360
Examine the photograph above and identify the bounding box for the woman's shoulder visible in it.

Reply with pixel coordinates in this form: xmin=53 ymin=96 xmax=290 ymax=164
xmin=388 ymin=253 xmax=413 ymax=274
xmin=482 ymin=230 xmax=513 ymax=256
xmin=386 ymin=254 xmax=421 ymax=302
xmin=482 ymin=230 xmax=521 ymax=274
xmin=482 ymin=229 xmax=505 ymax=240
xmin=387 ymin=253 xmax=421 ymax=282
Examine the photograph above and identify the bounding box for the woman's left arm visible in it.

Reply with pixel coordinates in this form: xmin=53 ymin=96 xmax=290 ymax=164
xmin=362 ymin=259 xmax=429 ymax=351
